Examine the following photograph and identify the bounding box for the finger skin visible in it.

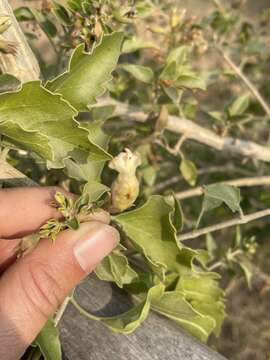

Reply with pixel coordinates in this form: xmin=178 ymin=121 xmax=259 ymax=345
xmin=0 ymin=209 xmax=110 ymax=270
xmin=0 ymin=221 xmax=119 ymax=360
xmin=0 ymin=187 xmax=110 ymax=239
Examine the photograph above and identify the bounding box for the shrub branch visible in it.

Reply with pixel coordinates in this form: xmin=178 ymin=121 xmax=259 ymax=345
xmin=178 ymin=207 xmax=270 ymax=242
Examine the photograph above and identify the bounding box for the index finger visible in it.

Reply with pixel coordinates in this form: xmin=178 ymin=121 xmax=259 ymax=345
xmin=0 ymin=187 xmax=69 ymax=239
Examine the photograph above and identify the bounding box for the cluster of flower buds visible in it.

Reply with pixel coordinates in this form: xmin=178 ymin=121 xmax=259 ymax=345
xmin=109 ymin=148 xmax=141 ymax=213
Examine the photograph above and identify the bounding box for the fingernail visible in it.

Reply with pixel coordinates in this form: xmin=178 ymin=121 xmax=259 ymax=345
xmin=73 ymin=223 xmax=119 ymax=273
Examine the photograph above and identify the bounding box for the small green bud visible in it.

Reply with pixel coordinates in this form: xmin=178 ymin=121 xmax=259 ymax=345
xmin=0 ymin=16 xmax=12 ymax=34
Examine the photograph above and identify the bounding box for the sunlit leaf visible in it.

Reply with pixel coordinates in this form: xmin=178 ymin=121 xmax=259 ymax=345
xmin=47 ymin=32 xmax=124 ymax=111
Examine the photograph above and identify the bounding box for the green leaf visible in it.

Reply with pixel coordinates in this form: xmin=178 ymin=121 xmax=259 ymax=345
xmin=34 ymin=318 xmax=61 ymax=360
xmin=0 ymin=82 xmax=107 ymax=168
xmin=83 ymin=181 xmax=110 ymax=202
xmin=122 ymin=37 xmax=157 ymax=53
xmin=180 ymin=159 xmax=198 ymax=186
xmin=121 ymin=64 xmax=154 ymax=84
xmin=72 ymin=283 xmax=164 ymax=333
xmin=176 ymin=273 xmax=225 ymax=336
xmin=52 ymin=1 xmax=72 ymax=25
xmin=204 ymin=184 xmax=242 ymax=213
xmin=175 ymin=73 xmax=207 ymax=91
xmin=206 ymin=234 xmax=218 ymax=261
xmin=197 ymin=184 xmax=242 ymax=226
xmin=14 ymin=7 xmax=35 ymax=22
xmin=65 ymin=119 xmax=111 ymax=181
xmin=141 ymin=165 xmax=156 ymax=186
xmin=239 ymin=261 xmax=253 ymax=289
xmin=95 ymin=244 xmax=138 ymax=288
xmin=166 ymin=46 xmax=188 ymax=66
xmin=228 ymin=94 xmax=250 ymax=117
xmin=0 ymin=74 xmax=21 ymax=93
xmin=172 ymin=196 xmax=184 ymax=232
xmin=114 ymin=196 xmax=189 ymax=274
xmin=47 ymin=32 xmax=124 ymax=111
xmin=151 ymin=291 xmax=216 ymax=342
xmin=160 ymin=61 xmax=177 ymax=82
xmin=30 ymin=8 xmax=58 ymax=38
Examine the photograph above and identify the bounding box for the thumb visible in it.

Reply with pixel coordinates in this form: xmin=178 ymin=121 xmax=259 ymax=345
xmin=0 ymin=221 xmax=119 ymax=360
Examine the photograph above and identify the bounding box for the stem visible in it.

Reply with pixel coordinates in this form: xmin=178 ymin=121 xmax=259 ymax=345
xmin=70 ymin=297 xmax=95 ymax=321
xmin=217 ymin=47 xmax=270 ymax=120
xmin=54 ymin=296 xmax=70 ymax=326
xmin=175 ymin=176 xmax=270 ymax=200
xmin=100 ymin=99 xmax=270 ymax=163
xmin=152 ymin=164 xmax=251 ymax=194
xmin=178 ymin=207 xmax=270 ymax=241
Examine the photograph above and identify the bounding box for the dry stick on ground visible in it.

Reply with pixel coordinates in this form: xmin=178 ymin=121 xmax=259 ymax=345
xmin=178 ymin=207 xmax=270 ymax=242
xmin=175 ymin=175 xmax=270 ymax=200
xmin=98 ymin=99 xmax=270 ymax=163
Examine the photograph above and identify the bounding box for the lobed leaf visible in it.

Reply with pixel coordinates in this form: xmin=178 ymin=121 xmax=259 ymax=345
xmin=47 ymin=32 xmax=124 ymax=111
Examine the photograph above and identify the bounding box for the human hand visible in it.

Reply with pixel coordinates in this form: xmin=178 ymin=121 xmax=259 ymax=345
xmin=0 ymin=187 xmax=119 ymax=360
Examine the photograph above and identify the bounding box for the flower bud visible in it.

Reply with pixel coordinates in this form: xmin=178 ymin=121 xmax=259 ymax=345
xmin=109 ymin=148 xmax=141 ymax=212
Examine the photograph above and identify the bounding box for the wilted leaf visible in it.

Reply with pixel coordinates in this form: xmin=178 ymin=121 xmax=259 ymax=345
xmin=34 ymin=318 xmax=61 ymax=360
xmin=72 ymin=283 xmax=164 ymax=333
xmin=47 ymin=32 xmax=124 ymax=111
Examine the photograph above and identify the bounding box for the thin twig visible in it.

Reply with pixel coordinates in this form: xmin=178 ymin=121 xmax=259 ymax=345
xmin=152 ymin=164 xmax=251 ymax=193
xmin=217 ymin=47 xmax=270 ymax=120
xmin=54 ymin=296 xmax=70 ymax=326
xmin=178 ymin=207 xmax=270 ymax=242
xmin=175 ymin=176 xmax=270 ymax=200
